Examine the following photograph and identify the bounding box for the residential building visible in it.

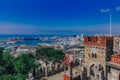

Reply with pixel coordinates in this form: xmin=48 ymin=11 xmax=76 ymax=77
xmin=107 ymin=54 xmax=120 ymax=80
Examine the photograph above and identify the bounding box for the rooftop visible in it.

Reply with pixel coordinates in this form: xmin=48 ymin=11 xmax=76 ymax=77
xmin=107 ymin=54 xmax=120 ymax=69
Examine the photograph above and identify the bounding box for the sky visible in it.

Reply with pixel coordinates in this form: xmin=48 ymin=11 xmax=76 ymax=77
xmin=0 ymin=0 xmax=120 ymax=35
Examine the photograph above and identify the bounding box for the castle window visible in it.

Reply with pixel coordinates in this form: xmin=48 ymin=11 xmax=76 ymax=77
xmin=92 ymin=53 xmax=94 ymax=58
xmin=94 ymin=53 xmax=97 ymax=58
xmin=91 ymin=53 xmax=97 ymax=58
xmin=90 ymin=65 xmax=95 ymax=76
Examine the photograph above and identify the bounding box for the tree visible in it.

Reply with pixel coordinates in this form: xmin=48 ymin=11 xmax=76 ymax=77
xmin=0 ymin=47 xmax=3 ymax=66
xmin=0 ymin=74 xmax=27 ymax=80
xmin=48 ymin=49 xmax=65 ymax=62
xmin=0 ymin=66 xmax=5 ymax=76
xmin=0 ymin=50 xmax=14 ymax=76
xmin=0 ymin=47 xmax=5 ymax=76
xmin=36 ymin=47 xmax=65 ymax=62
xmin=36 ymin=47 xmax=54 ymax=59
xmin=3 ymin=53 xmax=14 ymax=74
xmin=0 ymin=47 xmax=37 ymax=79
xmin=14 ymin=73 xmax=27 ymax=80
xmin=0 ymin=74 xmax=15 ymax=80
xmin=13 ymin=53 xmax=36 ymax=74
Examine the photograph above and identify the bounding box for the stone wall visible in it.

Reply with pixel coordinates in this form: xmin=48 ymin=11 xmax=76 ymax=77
xmin=84 ymin=36 xmax=113 ymax=79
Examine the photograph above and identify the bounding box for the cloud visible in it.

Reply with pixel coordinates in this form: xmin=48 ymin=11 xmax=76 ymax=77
xmin=116 ymin=6 xmax=120 ymax=11
xmin=101 ymin=9 xmax=110 ymax=13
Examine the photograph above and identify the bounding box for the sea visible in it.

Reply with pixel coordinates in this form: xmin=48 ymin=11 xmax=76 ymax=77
xmin=0 ymin=34 xmax=73 ymax=46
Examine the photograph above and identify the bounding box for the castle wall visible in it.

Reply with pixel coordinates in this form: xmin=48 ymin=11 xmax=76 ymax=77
xmin=84 ymin=36 xmax=113 ymax=79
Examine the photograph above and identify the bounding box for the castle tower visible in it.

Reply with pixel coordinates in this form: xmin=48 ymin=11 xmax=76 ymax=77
xmin=84 ymin=36 xmax=113 ymax=79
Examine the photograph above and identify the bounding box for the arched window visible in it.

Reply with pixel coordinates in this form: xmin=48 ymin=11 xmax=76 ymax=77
xmin=92 ymin=53 xmax=94 ymax=58
xmin=90 ymin=64 xmax=95 ymax=76
xmin=94 ymin=53 xmax=97 ymax=58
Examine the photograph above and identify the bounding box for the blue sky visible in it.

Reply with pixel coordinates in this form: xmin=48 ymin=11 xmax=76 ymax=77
xmin=0 ymin=0 xmax=120 ymax=35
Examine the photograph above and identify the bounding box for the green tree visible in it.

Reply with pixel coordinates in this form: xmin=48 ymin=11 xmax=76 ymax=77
xmin=0 ymin=47 xmax=3 ymax=66
xmin=36 ymin=47 xmax=65 ymax=62
xmin=49 ymin=49 xmax=65 ymax=62
xmin=0 ymin=47 xmax=37 ymax=80
xmin=3 ymin=53 xmax=14 ymax=74
xmin=36 ymin=47 xmax=54 ymax=57
xmin=13 ymin=53 xmax=36 ymax=74
xmin=14 ymin=73 xmax=27 ymax=80
xmin=0 ymin=47 xmax=4 ymax=76
xmin=0 ymin=74 xmax=27 ymax=80
xmin=0 ymin=74 xmax=15 ymax=80
xmin=0 ymin=66 xmax=5 ymax=76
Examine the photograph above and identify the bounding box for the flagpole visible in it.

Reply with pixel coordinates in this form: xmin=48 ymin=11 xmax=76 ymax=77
xmin=110 ymin=12 xmax=112 ymax=36
xmin=101 ymin=8 xmax=112 ymax=36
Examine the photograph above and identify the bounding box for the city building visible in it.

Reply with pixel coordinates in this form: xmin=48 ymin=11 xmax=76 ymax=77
xmin=107 ymin=54 xmax=120 ymax=80
xmin=11 ymin=45 xmax=40 ymax=57
xmin=63 ymin=36 xmax=114 ymax=80
xmin=113 ymin=36 xmax=120 ymax=53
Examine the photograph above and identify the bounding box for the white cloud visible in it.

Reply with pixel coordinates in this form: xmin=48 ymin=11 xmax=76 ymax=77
xmin=116 ymin=6 xmax=120 ymax=11
xmin=101 ymin=9 xmax=110 ymax=13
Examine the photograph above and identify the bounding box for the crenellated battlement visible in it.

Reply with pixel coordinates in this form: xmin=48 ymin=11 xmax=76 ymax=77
xmin=84 ymin=36 xmax=113 ymax=47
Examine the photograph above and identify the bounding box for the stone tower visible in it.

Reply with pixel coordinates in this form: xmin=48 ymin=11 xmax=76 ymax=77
xmin=84 ymin=36 xmax=113 ymax=80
